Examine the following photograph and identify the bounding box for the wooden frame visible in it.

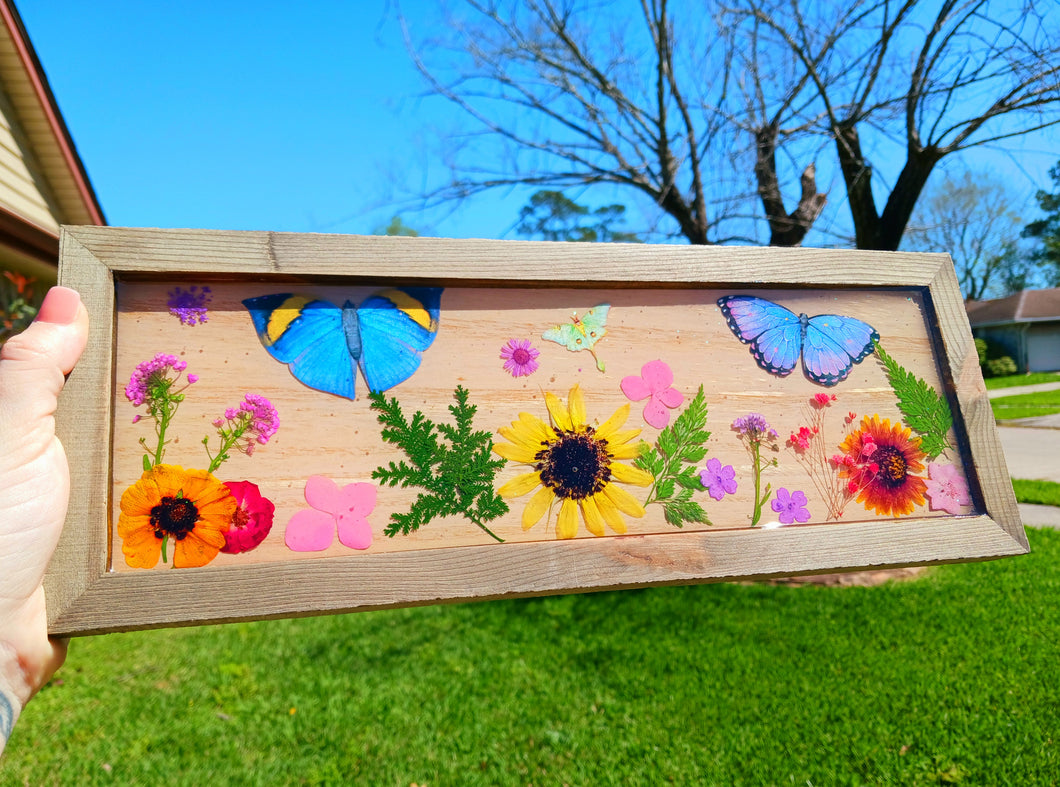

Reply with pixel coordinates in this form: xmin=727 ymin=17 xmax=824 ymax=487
xmin=47 ymin=226 xmax=1026 ymax=636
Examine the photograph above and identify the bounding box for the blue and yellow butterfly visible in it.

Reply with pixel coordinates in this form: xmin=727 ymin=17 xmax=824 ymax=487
xmin=717 ymin=295 xmax=879 ymax=387
xmin=243 ymin=287 xmax=442 ymax=400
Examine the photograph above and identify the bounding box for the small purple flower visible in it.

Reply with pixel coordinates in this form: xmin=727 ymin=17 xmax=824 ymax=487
xmin=167 ymin=285 xmax=212 ymax=326
xmin=500 ymin=338 xmax=540 ymax=377
xmin=770 ymin=488 xmax=811 ymax=525
xmin=125 ymin=353 xmax=189 ymax=406
xmin=732 ymin=413 xmax=779 ymax=442
xmin=187 ymin=373 xmax=199 ymax=384
xmin=698 ymin=457 xmax=737 ymax=501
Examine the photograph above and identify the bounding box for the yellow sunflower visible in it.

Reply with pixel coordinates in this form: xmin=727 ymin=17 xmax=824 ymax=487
xmin=119 ymin=464 xmax=237 ymax=568
xmin=493 ymin=384 xmax=653 ymax=538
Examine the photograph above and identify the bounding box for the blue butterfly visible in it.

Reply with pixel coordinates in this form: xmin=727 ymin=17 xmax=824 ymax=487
xmin=717 ymin=295 xmax=879 ymax=387
xmin=243 ymin=287 xmax=442 ymax=400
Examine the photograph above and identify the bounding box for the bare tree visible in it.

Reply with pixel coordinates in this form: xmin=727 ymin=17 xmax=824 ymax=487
xmin=904 ymin=171 xmax=1027 ymax=300
xmin=403 ymin=0 xmax=826 ymax=245
xmin=723 ymin=0 xmax=1060 ymax=250
xmin=406 ymin=1 xmax=1060 ymax=248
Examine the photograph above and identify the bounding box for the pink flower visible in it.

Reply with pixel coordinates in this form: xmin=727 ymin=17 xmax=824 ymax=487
xmin=285 ymin=476 xmax=375 ymax=551
xmin=924 ymin=463 xmax=972 ymax=515
xmin=500 ymin=338 xmax=540 ymax=377
xmin=789 ymin=426 xmax=815 ymax=451
xmin=621 ymin=359 xmax=684 ymax=429
xmin=220 ymin=480 xmax=276 ymax=554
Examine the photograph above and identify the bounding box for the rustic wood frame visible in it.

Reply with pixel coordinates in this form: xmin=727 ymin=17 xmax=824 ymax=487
xmin=47 ymin=226 xmax=1026 ymax=635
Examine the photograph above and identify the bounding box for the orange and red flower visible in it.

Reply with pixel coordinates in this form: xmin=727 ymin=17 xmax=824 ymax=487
xmin=119 ymin=464 xmax=236 ymax=568
xmin=838 ymin=415 xmax=927 ymax=517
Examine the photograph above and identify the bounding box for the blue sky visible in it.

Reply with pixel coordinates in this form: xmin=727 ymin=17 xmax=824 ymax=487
xmin=19 ymin=1 xmax=531 ymax=238
xmin=17 ymin=1 xmax=1059 ymax=244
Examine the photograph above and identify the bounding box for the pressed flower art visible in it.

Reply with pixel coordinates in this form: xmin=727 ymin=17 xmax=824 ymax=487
xmin=636 ymin=385 xmax=712 ymax=526
xmin=500 ymin=338 xmax=540 ymax=377
xmin=119 ymin=464 xmax=237 ymax=569
xmin=733 ymin=413 xmax=779 ymax=526
xmin=122 ymin=354 xmax=279 ymax=567
xmin=494 ymin=384 xmax=653 ymax=538
xmin=838 ymin=415 xmax=927 ymax=516
xmin=787 ymin=394 xmax=858 ymax=520
xmin=621 ymin=359 xmax=684 ymax=429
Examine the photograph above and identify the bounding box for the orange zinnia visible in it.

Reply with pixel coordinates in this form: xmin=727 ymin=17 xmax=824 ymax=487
xmin=119 ymin=464 xmax=236 ymax=568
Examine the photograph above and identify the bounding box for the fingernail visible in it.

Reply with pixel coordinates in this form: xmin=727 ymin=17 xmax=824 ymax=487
xmin=36 ymin=286 xmax=82 ymax=325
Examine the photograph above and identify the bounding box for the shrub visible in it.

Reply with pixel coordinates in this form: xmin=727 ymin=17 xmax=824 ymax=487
xmin=986 ymin=356 xmax=1018 ymax=377
xmin=975 ymin=337 xmax=989 ymax=365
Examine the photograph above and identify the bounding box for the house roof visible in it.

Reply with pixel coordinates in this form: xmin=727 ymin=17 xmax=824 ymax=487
xmin=0 ymin=0 xmax=104 ymax=276
xmin=966 ymin=288 xmax=1060 ymax=327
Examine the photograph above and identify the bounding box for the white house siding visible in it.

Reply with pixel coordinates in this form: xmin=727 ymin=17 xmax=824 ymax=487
xmin=0 ymin=82 xmax=60 ymax=234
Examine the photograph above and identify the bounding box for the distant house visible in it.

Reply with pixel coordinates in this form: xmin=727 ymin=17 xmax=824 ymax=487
xmin=966 ymin=288 xmax=1060 ymax=373
xmin=0 ymin=0 xmax=104 ymax=283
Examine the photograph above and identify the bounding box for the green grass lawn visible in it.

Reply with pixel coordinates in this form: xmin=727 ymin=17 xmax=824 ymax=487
xmin=990 ymin=388 xmax=1060 ymax=419
xmin=984 ymin=371 xmax=1060 ymax=390
xmin=1013 ymin=478 xmax=1060 ymax=507
xmin=4 ymin=529 xmax=1059 ymax=785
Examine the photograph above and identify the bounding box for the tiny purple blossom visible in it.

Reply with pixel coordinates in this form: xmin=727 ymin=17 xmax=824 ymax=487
xmin=698 ymin=457 xmax=737 ymax=501
xmin=239 ymin=393 xmax=280 ymax=445
xmin=187 ymin=373 xmax=199 ymax=384
xmin=770 ymin=488 xmax=811 ymax=525
xmin=732 ymin=413 xmax=778 ymax=442
xmin=167 ymin=285 xmax=212 ymax=326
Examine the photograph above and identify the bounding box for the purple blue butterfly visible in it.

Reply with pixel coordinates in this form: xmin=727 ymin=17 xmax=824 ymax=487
xmin=717 ymin=295 xmax=879 ymax=387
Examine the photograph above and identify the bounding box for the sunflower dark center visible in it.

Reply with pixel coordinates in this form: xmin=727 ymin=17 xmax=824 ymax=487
xmin=535 ymin=428 xmax=611 ymax=500
xmin=512 ymin=347 xmax=531 ymax=365
xmin=151 ymin=495 xmax=200 ymax=540
xmin=874 ymin=446 xmax=908 ymax=489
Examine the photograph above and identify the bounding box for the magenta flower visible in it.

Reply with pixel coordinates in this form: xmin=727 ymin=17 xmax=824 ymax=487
xmin=125 ymin=353 xmax=189 ymax=406
xmin=621 ymin=359 xmax=684 ymax=429
xmin=771 ymin=488 xmax=811 ymax=525
xmin=167 ymin=285 xmax=212 ymax=326
xmin=500 ymin=338 xmax=540 ymax=377
xmin=220 ymin=480 xmax=276 ymax=554
xmin=699 ymin=457 xmax=737 ymax=501
xmin=924 ymin=463 xmax=971 ymax=515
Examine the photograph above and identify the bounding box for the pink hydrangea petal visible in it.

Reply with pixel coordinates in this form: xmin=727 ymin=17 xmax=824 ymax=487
xmin=285 ymin=509 xmax=335 ymax=551
xmin=621 ymin=375 xmax=652 ymax=401
xmin=640 ymin=359 xmax=674 ymax=391
xmin=337 ymin=516 xmax=373 ymax=550
xmin=642 ymin=397 xmax=671 ymax=429
xmin=657 ymin=387 xmax=685 ymax=408
xmin=336 ymin=482 xmax=377 ymax=518
xmin=304 ymin=475 xmax=341 ymax=513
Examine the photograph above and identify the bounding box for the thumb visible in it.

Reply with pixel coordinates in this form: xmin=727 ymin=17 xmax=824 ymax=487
xmin=0 ymin=287 xmax=89 ymax=458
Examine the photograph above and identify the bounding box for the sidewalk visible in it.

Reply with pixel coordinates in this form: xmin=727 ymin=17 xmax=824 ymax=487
xmin=992 ymin=381 xmax=1060 ymax=529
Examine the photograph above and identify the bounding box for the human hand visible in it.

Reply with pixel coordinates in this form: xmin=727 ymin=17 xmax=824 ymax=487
xmin=0 ymin=286 xmax=88 ymax=750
